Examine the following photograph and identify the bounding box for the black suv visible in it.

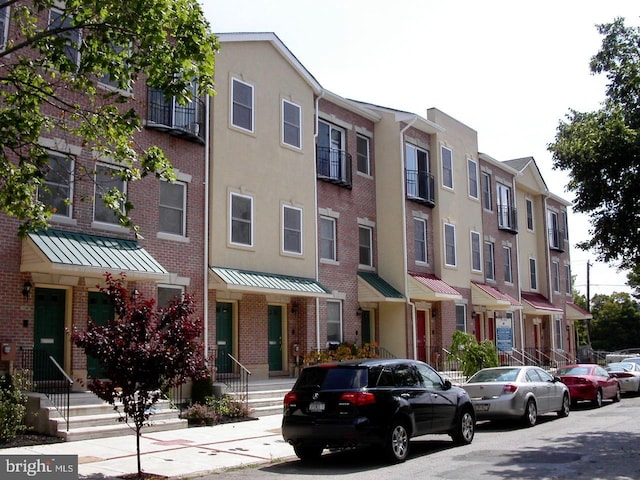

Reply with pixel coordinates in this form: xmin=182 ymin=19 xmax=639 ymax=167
xmin=281 ymin=358 xmax=475 ymax=463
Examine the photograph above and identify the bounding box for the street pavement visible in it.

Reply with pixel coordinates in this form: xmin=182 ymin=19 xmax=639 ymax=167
xmin=1 ymin=414 xmax=294 ymax=479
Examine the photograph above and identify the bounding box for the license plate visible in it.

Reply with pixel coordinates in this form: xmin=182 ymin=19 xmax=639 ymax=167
xmin=475 ymin=403 xmax=489 ymax=412
xmin=309 ymin=401 xmax=325 ymax=413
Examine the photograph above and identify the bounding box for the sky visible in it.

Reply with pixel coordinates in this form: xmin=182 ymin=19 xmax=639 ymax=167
xmin=200 ymin=0 xmax=640 ymax=299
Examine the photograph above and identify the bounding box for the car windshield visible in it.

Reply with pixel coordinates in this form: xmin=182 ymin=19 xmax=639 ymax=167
xmin=296 ymin=366 xmax=369 ymax=390
xmin=557 ymin=366 xmax=591 ymax=375
xmin=467 ymin=368 xmax=520 ymax=383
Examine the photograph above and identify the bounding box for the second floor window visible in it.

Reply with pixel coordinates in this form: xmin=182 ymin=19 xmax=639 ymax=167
xmin=481 ymin=172 xmax=492 ymax=210
xmin=49 ymin=8 xmax=81 ymax=67
xmin=357 ymin=134 xmax=370 ymax=175
xmin=529 ymin=258 xmax=538 ymax=290
xmin=504 ymin=246 xmax=513 ymax=283
xmin=318 ymin=120 xmax=349 ymax=184
xmin=283 ymin=205 xmax=302 ymax=254
xmin=484 ymin=241 xmax=495 ymax=281
xmin=0 ymin=7 xmax=9 ymax=51
xmin=548 ymin=210 xmax=561 ymax=249
xmin=359 ymin=225 xmax=373 ymax=267
xmin=320 ymin=216 xmax=336 ymax=261
xmin=405 ymin=144 xmax=432 ymax=201
xmin=230 ymin=193 xmax=253 ymax=246
xmin=282 ymin=99 xmax=301 ymax=148
xmin=468 ymin=158 xmax=479 ymax=199
xmin=441 ymin=145 xmax=453 ymax=189
xmin=159 ymin=181 xmax=186 ymax=236
xmin=565 ymin=265 xmax=571 ymax=293
xmin=148 ymin=81 xmax=204 ymax=140
xmin=471 ymin=231 xmax=482 ymax=272
xmin=526 ymin=198 xmax=534 ymax=230
xmin=553 ymin=260 xmax=561 ymax=293
xmin=38 ymin=154 xmax=73 ymax=218
xmin=414 ymin=218 xmax=427 ymax=264
xmin=444 ymin=223 xmax=456 ymax=267
xmin=497 ymin=183 xmax=513 ymax=229
xmin=94 ymin=164 xmax=125 ymax=225
xmin=231 ymin=78 xmax=254 ymax=132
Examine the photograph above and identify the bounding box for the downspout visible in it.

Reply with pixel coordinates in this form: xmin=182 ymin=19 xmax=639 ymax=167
xmin=203 ymin=92 xmax=211 ymax=356
xmin=314 ymin=90 xmax=326 ymax=352
xmin=400 ymin=116 xmax=418 ymax=359
xmin=543 ymin=194 xmax=556 ymax=357
xmin=512 ymin=175 xmax=525 ymax=353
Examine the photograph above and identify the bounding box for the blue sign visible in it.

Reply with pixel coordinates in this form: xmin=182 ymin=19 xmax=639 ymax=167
xmin=496 ymin=317 xmax=513 ymax=352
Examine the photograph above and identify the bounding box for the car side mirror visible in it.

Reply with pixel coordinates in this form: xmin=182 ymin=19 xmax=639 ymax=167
xmin=553 ymin=376 xmax=562 ymax=383
xmin=443 ymin=379 xmax=452 ymax=390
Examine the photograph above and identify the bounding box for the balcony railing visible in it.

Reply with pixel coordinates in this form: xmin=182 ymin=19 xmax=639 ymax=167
xmin=316 ymin=146 xmax=352 ymax=188
xmin=405 ymin=169 xmax=435 ymax=206
xmin=497 ymin=205 xmax=518 ymax=233
xmin=147 ymin=88 xmax=206 ymax=143
xmin=548 ymin=228 xmax=566 ymax=252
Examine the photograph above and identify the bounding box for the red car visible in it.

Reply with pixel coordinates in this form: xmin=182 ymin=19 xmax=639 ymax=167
xmin=556 ymin=364 xmax=621 ymax=407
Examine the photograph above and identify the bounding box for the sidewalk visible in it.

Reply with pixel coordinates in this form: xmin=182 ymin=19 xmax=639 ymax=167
xmin=1 ymin=414 xmax=294 ymax=479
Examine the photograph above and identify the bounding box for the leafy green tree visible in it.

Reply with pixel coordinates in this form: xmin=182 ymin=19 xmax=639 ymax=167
xmin=449 ymin=330 xmax=499 ymax=378
xmin=589 ymin=292 xmax=640 ymax=350
xmin=0 ymin=0 xmax=219 ymax=236
xmin=71 ymin=273 xmax=208 ymax=479
xmin=627 ymin=265 xmax=640 ymax=300
xmin=548 ymin=17 xmax=640 ymax=271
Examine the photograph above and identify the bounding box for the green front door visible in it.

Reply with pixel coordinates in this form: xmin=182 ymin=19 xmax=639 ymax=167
xmin=34 ymin=288 xmax=66 ymax=381
xmin=216 ymin=302 xmax=233 ymax=374
xmin=268 ymin=305 xmax=283 ymax=372
xmin=87 ymin=292 xmax=114 ymax=379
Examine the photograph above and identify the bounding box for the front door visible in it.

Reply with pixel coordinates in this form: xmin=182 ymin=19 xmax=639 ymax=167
xmin=87 ymin=292 xmax=114 ymax=379
xmin=268 ymin=305 xmax=283 ymax=372
xmin=216 ymin=302 xmax=233 ymax=374
xmin=416 ymin=310 xmax=426 ymax=362
xmin=361 ymin=309 xmax=372 ymax=345
xmin=34 ymin=288 xmax=66 ymax=381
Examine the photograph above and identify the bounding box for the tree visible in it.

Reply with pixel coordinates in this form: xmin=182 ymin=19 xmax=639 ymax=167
xmin=589 ymin=292 xmax=640 ymax=351
xmin=0 ymin=0 xmax=219 ymax=236
xmin=548 ymin=17 xmax=640 ymax=271
xmin=449 ymin=330 xmax=499 ymax=378
xmin=71 ymin=273 xmax=208 ymax=479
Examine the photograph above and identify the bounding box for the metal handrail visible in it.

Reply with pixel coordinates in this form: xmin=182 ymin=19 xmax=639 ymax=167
xmin=512 ymin=348 xmax=539 ymax=366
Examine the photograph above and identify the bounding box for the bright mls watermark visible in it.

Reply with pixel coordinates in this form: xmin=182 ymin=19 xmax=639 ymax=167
xmin=1 ymin=455 xmax=77 ymax=480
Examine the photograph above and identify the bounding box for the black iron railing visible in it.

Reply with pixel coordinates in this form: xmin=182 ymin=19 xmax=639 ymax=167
xmin=497 ymin=205 xmax=518 ymax=233
xmin=147 ymin=87 xmax=206 ymax=143
xmin=316 ymin=146 xmax=352 ymax=188
xmin=208 ymin=348 xmax=251 ymax=413
xmin=405 ymin=169 xmax=435 ymax=206
xmin=548 ymin=228 xmax=567 ymax=251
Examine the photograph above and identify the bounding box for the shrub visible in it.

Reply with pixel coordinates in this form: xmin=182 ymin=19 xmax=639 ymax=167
xmin=449 ymin=330 xmax=499 ymax=378
xmin=205 ymin=394 xmax=249 ymax=419
xmin=190 ymin=376 xmax=214 ymax=405
xmin=0 ymin=371 xmax=30 ymax=442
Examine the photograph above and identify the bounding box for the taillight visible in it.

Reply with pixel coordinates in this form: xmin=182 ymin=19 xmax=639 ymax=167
xmin=283 ymin=392 xmax=298 ymax=407
xmin=612 ymin=372 xmax=632 ymax=378
xmin=502 ymin=384 xmax=518 ymax=394
xmin=339 ymin=391 xmax=376 ymax=406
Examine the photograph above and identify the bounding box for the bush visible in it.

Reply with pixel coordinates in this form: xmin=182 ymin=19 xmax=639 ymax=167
xmin=190 ymin=376 xmax=214 ymax=405
xmin=205 ymin=394 xmax=249 ymax=419
xmin=449 ymin=331 xmax=499 ymax=378
xmin=0 ymin=371 xmax=30 ymax=443
xmin=303 ymin=342 xmax=380 ymax=365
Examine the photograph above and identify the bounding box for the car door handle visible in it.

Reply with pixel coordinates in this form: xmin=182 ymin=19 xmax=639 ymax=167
xmin=401 ymin=393 xmax=411 ymax=398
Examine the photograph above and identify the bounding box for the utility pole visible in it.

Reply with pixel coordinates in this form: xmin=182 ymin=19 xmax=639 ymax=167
xmin=586 ymin=261 xmax=592 ymax=351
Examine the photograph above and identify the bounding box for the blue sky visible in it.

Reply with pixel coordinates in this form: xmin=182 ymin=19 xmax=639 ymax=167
xmin=200 ymin=0 xmax=640 ymax=297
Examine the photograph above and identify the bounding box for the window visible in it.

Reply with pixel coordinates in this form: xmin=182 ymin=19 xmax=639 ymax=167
xmin=553 ymin=260 xmax=560 ymax=293
xmin=320 ymin=216 xmax=336 ymax=261
xmin=0 ymin=7 xmax=9 ymax=51
xmin=98 ymin=43 xmax=128 ymax=89
xmin=456 ymin=304 xmax=466 ymax=332
xmin=504 ymin=246 xmax=513 ymax=283
xmin=282 ymin=99 xmax=301 ymax=148
xmin=283 ymin=205 xmax=302 ymax=254
xmin=49 ymin=8 xmax=81 ymax=66
xmin=231 ymin=78 xmax=253 ymax=131
xmin=38 ymin=154 xmax=73 ymax=218
xmin=405 ymin=144 xmax=431 ymax=200
xmin=230 ymin=193 xmax=253 ymax=246
xmin=554 ymin=316 xmax=563 ymax=350
xmin=359 ymin=225 xmax=373 ymax=267
xmin=526 ymin=198 xmax=534 ymax=230
xmin=159 ymin=181 xmax=186 ymax=236
xmin=548 ymin=210 xmax=561 ymax=248
xmin=468 ymin=158 xmax=479 ymax=199
xmin=481 ymin=172 xmax=492 ymax=210
xmin=529 ymin=258 xmax=538 ymax=290
xmin=484 ymin=241 xmax=495 ymax=281
xmin=565 ymin=265 xmax=571 ymax=293
xmin=497 ymin=183 xmax=513 ymax=229
xmin=326 ymin=300 xmax=342 ymax=344
xmin=471 ymin=231 xmax=482 ymax=272
xmin=94 ymin=164 xmax=126 ymax=225
xmin=414 ymin=218 xmax=427 ymax=264
xmin=444 ymin=223 xmax=456 ymax=267
xmin=562 ymin=211 xmax=569 ymax=241
xmin=441 ymin=145 xmax=453 ymax=189
xmin=157 ymin=286 xmax=183 ymax=309
xmin=356 ymin=134 xmax=370 ymax=175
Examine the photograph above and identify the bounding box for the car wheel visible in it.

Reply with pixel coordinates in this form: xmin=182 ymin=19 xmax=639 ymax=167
xmin=557 ymin=393 xmax=570 ymax=418
xmin=613 ymin=386 xmax=621 ymax=403
xmin=384 ymin=420 xmax=410 ymax=463
xmin=592 ymin=388 xmax=603 ymax=408
xmin=522 ymin=399 xmax=537 ymax=427
xmin=450 ymin=408 xmax=475 ymax=445
xmin=293 ymin=445 xmax=323 ymax=463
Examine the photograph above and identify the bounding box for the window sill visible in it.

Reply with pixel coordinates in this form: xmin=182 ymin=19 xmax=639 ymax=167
xmin=91 ymin=221 xmax=129 ymax=234
xmin=157 ymin=232 xmax=190 ymax=243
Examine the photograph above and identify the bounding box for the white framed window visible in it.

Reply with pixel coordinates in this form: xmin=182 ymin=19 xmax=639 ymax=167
xmin=159 ymin=180 xmax=186 ymax=236
xmin=0 ymin=6 xmax=9 ymax=51
xmin=504 ymin=246 xmax=513 ymax=283
xmin=529 ymin=258 xmax=538 ymax=290
xmin=497 ymin=183 xmax=513 ymax=229
xmin=554 ymin=315 xmax=563 ymax=350
xmin=414 ymin=218 xmax=427 ymax=264
xmin=484 ymin=241 xmax=495 ymax=281
xmin=467 ymin=158 xmax=479 ymax=199
xmin=231 ymin=77 xmax=254 ymax=132
xmin=471 ymin=231 xmax=482 ymax=272
xmin=481 ymin=172 xmax=492 ymax=210
xmin=318 ymin=120 xmax=347 ymax=182
xmin=49 ymin=8 xmax=81 ymax=66
xmin=562 ymin=211 xmax=569 ymax=241
xmin=38 ymin=154 xmax=73 ymax=218
xmin=326 ymin=300 xmax=343 ymax=344
xmin=406 ymin=143 xmax=430 ymax=200
xmin=94 ymin=163 xmax=126 ymax=225
xmin=441 ymin=145 xmax=453 ymax=189
xmin=320 ymin=216 xmax=337 ymax=261
xmin=282 ymin=99 xmax=301 ymax=148
xmin=283 ymin=205 xmax=302 ymax=254
xmin=553 ymin=260 xmax=560 ymax=293
xmin=444 ymin=223 xmax=457 ymax=267
xmin=548 ymin=210 xmax=560 ymax=248
xmin=455 ymin=304 xmax=467 ymax=332
xmin=157 ymin=285 xmax=184 ymax=309
xmin=526 ymin=198 xmax=534 ymax=231
xmin=356 ymin=134 xmax=370 ymax=175
xmin=230 ymin=192 xmax=253 ymax=246
xmin=359 ymin=225 xmax=373 ymax=267
xmin=565 ymin=265 xmax=571 ymax=293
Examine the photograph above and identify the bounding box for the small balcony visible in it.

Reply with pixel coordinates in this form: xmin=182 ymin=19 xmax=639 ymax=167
xmin=405 ymin=169 xmax=435 ymax=207
xmin=146 ymin=88 xmax=206 ymax=144
xmin=316 ymin=146 xmax=352 ymax=188
xmin=548 ymin=228 xmax=567 ymax=252
xmin=497 ymin=205 xmax=518 ymax=233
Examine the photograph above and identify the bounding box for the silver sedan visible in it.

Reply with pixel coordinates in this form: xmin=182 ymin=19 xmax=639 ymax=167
xmin=462 ymin=366 xmax=570 ymax=427
xmin=606 ymin=362 xmax=640 ymax=394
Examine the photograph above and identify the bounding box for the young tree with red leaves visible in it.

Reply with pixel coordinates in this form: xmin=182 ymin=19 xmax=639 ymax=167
xmin=71 ymin=273 xmax=207 ymax=478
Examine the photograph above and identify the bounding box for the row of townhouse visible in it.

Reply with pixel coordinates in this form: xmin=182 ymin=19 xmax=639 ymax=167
xmin=0 ymin=15 xmax=590 ymax=389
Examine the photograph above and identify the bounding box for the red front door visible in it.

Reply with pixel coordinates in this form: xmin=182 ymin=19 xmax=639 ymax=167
xmin=416 ymin=310 xmax=426 ymax=362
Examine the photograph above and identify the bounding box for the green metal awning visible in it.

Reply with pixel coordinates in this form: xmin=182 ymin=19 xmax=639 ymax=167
xmin=210 ymin=266 xmax=333 ymax=298
xmin=21 ymin=229 xmax=169 ymax=282
xmin=358 ymin=272 xmax=405 ymax=303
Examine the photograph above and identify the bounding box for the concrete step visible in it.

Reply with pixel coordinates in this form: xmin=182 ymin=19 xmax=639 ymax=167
xmin=59 ymin=417 xmax=188 ymax=442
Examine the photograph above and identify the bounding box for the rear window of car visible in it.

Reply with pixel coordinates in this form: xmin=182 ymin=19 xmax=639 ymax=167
xmin=468 ymin=368 xmax=520 ymax=383
xmin=296 ymin=366 xmax=369 ymax=390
